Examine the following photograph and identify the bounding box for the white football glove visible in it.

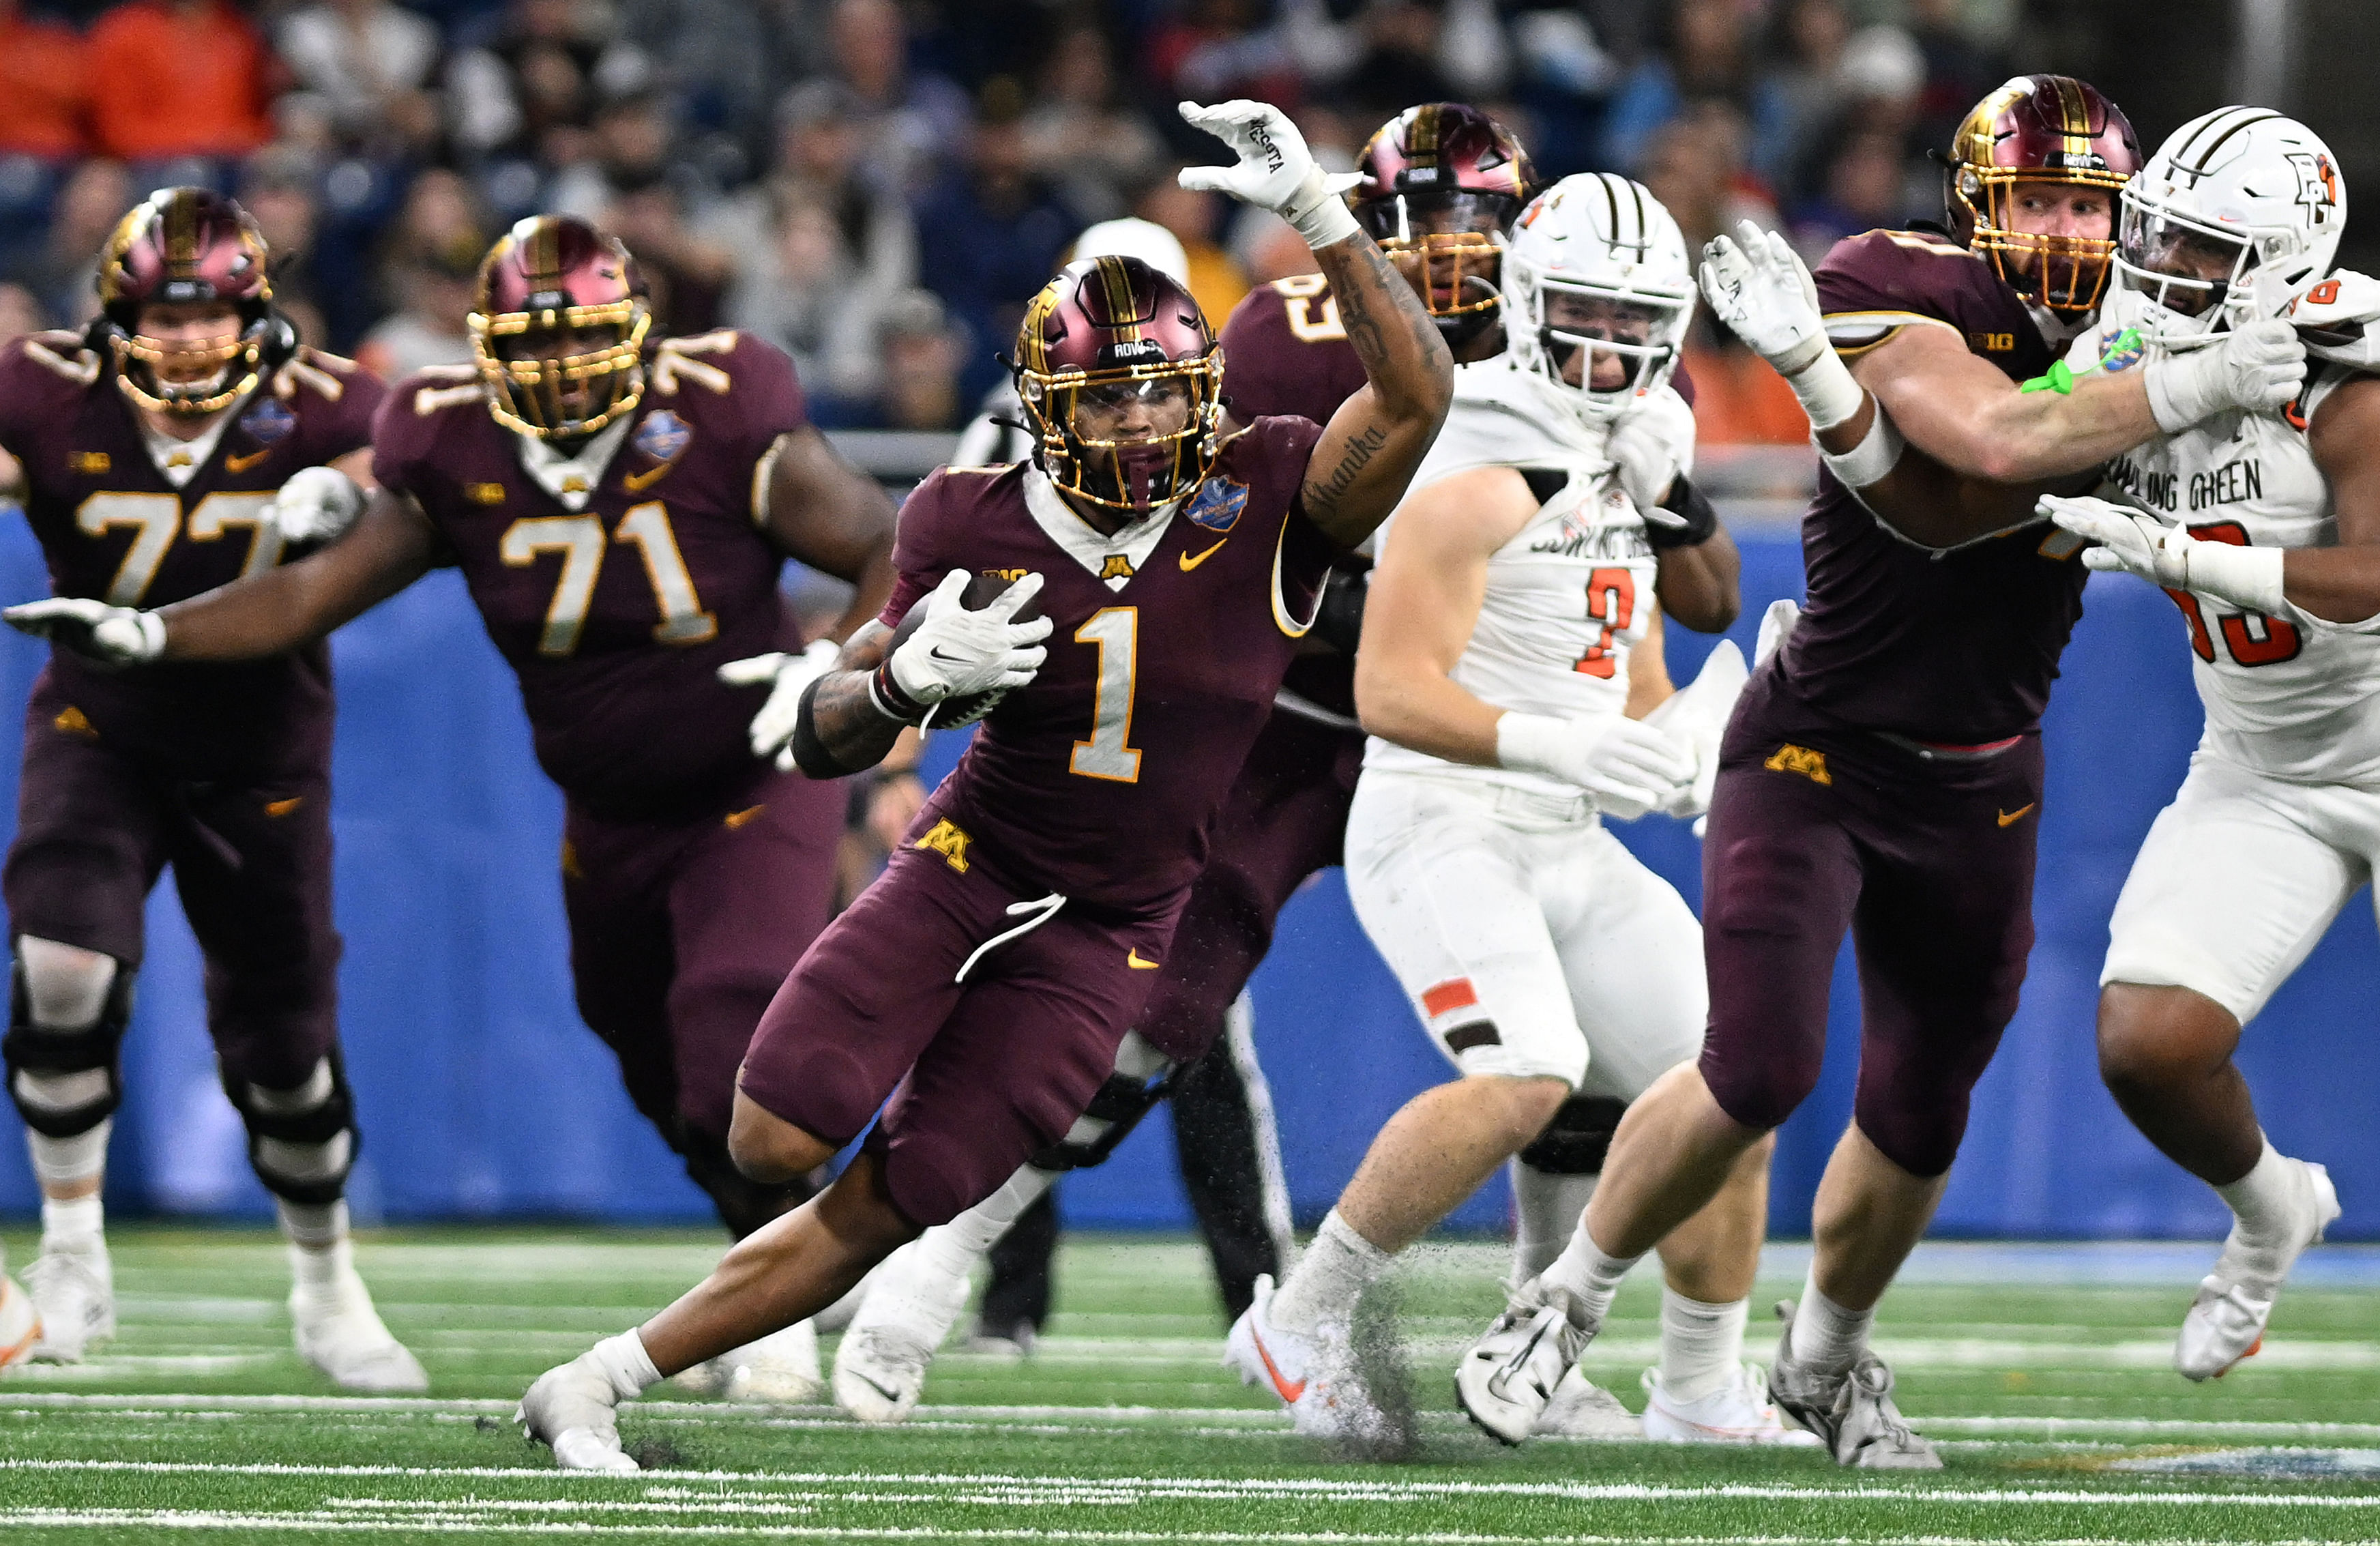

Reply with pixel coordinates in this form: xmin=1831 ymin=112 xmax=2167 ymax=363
xmin=1754 ymin=596 xmax=1801 ymax=668
xmin=3 ymin=596 xmax=165 ymax=669
xmin=1177 ymin=100 xmax=1360 ymax=250
xmin=2142 ymin=319 xmax=2306 ymax=433
xmin=1607 ymin=411 xmax=1686 ymax=527
xmin=888 ymin=570 xmax=1052 ymax=705
xmin=718 ymin=637 xmax=844 ymax=772
xmin=2039 ymin=494 xmax=2287 ymax=613
xmin=267 ymin=465 xmax=367 ymax=545
xmin=1641 ymin=639 xmax=1749 ymax=821
xmin=1698 ymin=221 xmax=1863 ymax=428
xmin=1497 ymin=712 xmax=1696 ymax=820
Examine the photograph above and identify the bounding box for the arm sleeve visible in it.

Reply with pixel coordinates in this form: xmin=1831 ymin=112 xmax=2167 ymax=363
xmin=1815 ymin=231 xmax=1980 ymax=355
xmin=302 ymin=351 xmax=387 ymax=461
xmin=726 ymin=331 xmax=810 ymax=461
xmin=876 ymin=471 xmax=946 ymax=628
xmin=367 ymin=378 xmax=433 ymax=498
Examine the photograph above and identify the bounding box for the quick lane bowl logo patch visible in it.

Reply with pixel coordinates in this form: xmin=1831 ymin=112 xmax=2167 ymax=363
xmin=1184 ymin=476 xmax=1248 ymax=533
xmin=2096 ymin=326 xmax=2147 ymax=375
xmin=239 ymin=397 xmax=297 ymax=445
xmin=634 ymin=409 xmax=692 ymax=465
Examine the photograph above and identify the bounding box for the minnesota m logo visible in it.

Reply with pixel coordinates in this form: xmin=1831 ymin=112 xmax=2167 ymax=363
xmin=1099 ymin=555 xmax=1136 ymax=583
xmin=1764 ymin=743 xmax=1832 ymax=785
xmin=914 ymin=818 xmax=973 ymax=873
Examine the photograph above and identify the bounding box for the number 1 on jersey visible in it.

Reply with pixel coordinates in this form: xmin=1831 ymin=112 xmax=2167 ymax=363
xmin=1574 ymin=567 xmax=1636 ymax=678
xmin=1070 ymin=607 xmax=1143 ymax=782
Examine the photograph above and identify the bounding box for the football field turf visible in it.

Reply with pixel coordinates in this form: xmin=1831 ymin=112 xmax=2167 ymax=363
xmin=1 ymin=1227 xmax=2375 ymax=1543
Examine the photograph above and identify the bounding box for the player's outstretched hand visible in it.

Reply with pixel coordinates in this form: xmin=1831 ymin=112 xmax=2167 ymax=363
xmin=2144 ymin=319 xmax=2306 ymax=431
xmin=1608 ymin=405 xmax=1688 ymax=525
xmin=1177 ymin=100 xmax=1360 ymax=249
xmin=3 ymin=596 xmax=164 ymax=669
xmin=720 ymin=637 xmax=844 ymax=771
xmin=1697 ymin=220 xmax=1827 ymax=376
xmin=889 ymin=570 xmax=1052 ymax=705
xmin=1499 ymin=713 xmax=1695 ymax=820
xmin=268 ymin=465 xmax=367 ymax=545
xmin=2040 ymin=495 xmax=2192 ymax=587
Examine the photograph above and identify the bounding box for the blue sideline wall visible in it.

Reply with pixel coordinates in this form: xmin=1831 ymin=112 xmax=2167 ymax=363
xmin=0 ymin=522 xmax=2372 ymax=1242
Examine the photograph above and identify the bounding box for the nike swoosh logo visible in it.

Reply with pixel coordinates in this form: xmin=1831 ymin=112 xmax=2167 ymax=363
xmin=1127 ymin=948 xmax=1161 ymax=970
xmin=226 ymin=449 xmax=273 ymax=472
xmin=264 ymin=797 xmax=304 ymax=817
xmin=623 ymin=461 xmax=675 ymax=491
xmin=929 ymin=646 xmax=969 ymax=663
xmin=1997 ymin=804 xmax=2036 ymax=827
xmin=723 ymin=805 xmax=764 ymax=830
xmin=1251 ymin=1328 xmax=1305 ymax=1403
xmin=853 ymin=1369 xmax=903 ymax=1403
xmin=1179 ymin=538 xmax=1228 ymax=571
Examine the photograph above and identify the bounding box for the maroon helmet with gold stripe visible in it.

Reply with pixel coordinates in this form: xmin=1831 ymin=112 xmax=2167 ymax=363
xmin=1945 ymin=74 xmax=2143 ymax=315
xmin=1013 ymin=255 xmax=1223 ymax=513
xmin=96 ymin=187 xmax=282 ymax=416
xmin=1349 ymin=102 xmax=1538 ymax=343
xmin=468 ymin=215 xmax=653 ymax=440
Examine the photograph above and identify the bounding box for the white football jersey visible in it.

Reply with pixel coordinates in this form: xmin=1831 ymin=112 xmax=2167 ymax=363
xmin=2072 ymin=324 xmax=2380 ymax=785
xmin=1365 ymin=359 xmax=1693 ymax=797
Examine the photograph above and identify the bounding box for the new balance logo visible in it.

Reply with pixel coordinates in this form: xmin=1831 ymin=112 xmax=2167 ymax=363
xmin=1764 ymin=744 xmax=1832 ymax=785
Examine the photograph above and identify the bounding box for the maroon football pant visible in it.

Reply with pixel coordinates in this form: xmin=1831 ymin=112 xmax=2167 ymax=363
xmin=1696 ymin=725 xmax=2043 ymax=1179
xmin=3 ymin=692 xmax=340 ymax=1088
xmin=1137 ymin=711 xmax=1363 ymax=1062
xmin=737 ymin=841 xmax=1178 ymax=1227
xmin=561 ymin=768 xmax=844 ymax=1229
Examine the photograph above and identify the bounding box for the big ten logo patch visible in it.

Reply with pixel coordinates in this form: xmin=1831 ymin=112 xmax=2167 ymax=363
xmin=1968 ymin=332 xmax=2016 ymax=353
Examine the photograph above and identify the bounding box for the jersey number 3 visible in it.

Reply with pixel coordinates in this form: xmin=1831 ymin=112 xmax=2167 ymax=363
xmin=1573 ymin=567 xmax=1636 ymax=678
xmin=500 ymin=502 xmax=717 ymax=656
xmin=2162 ymin=521 xmax=2301 ymax=669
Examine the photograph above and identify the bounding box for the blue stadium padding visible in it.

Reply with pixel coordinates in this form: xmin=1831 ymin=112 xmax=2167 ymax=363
xmin=0 ymin=519 xmax=2373 ymax=1241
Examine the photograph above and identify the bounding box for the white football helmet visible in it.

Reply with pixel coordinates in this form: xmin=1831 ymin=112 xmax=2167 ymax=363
xmin=2111 ymin=106 xmax=2345 ymax=342
xmin=1503 ymin=173 xmax=1694 ymax=424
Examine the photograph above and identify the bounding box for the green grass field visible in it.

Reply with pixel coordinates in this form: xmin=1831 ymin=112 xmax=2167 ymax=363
xmin=2 ymin=1225 xmax=2376 ymax=1543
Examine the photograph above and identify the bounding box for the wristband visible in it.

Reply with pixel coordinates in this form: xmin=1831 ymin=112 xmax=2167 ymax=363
xmin=2184 ymin=540 xmax=2287 ymax=615
xmin=1283 ymin=168 xmax=1362 ymax=250
xmin=1495 ymin=712 xmax=1570 ymax=778
xmin=1817 ymin=407 xmax=1905 ymax=490
xmin=867 ymin=662 xmax=930 ymax=726
xmin=1779 ymin=342 xmax=1865 ymax=432
xmin=791 ymin=675 xmax=866 ymax=779
xmin=1645 ymin=475 xmax=1720 ymax=550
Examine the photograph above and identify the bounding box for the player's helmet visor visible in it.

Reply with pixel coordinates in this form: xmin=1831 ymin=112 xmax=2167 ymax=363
xmin=97 ymin=187 xmax=278 ymax=416
xmin=1351 ymin=103 xmax=1536 ymax=331
xmin=1530 ymin=287 xmax=1688 ymax=413
xmin=2115 ymin=196 xmax=2254 ymax=319
xmin=1357 ymin=190 xmax=1523 ymax=319
xmin=1014 ymin=257 xmax=1224 ymax=513
xmin=469 ymin=216 xmax=651 ymax=441
xmin=1948 ymin=75 xmax=2141 ymax=317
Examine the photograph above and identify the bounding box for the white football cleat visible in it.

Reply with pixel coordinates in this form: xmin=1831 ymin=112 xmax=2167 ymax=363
xmin=1222 ymin=1273 xmax=1384 ymax=1440
xmin=1765 ymin=1302 xmax=1939 ymax=1470
xmin=725 ymin=1321 xmax=823 ymax=1403
xmin=25 ymin=1244 xmax=113 ymax=1363
xmin=2177 ymin=1158 xmax=2340 ymax=1382
xmin=1641 ymin=1363 xmax=1823 ymax=1445
xmin=832 ymin=1238 xmax=974 ymax=1424
xmin=292 ymin=1269 xmax=428 ymax=1392
xmin=0 ymin=1272 xmax=40 ymax=1369
xmin=1531 ymin=1366 xmax=1639 ymax=1439
xmin=518 ymin=1355 xmax=640 ymax=1472
xmin=1454 ymin=1279 xmax=1596 ymax=1446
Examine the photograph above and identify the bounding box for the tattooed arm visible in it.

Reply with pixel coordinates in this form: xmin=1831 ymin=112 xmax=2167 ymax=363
xmin=791 ymin=622 xmax=909 ymax=775
xmin=1296 ymin=231 xmax=1456 ymax=548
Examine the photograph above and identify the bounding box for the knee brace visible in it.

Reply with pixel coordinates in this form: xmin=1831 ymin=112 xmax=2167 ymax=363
xmin=3 ymin=948 xmax=133 ymax=1139
xmin=1516 ymin=1094 xmax=1628 ymax=1176
xmin=220 ymin=1052 xmax=357 ymax=1206
xmin=1027 ymin=1032 xmax=1175 ymax=1173
xmin=681 ymin=1124 xmax=814 ymax=1240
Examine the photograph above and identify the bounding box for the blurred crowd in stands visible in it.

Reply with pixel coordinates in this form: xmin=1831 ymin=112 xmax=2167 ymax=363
xmin=0 ymin=0 xmax=2020 ymax=443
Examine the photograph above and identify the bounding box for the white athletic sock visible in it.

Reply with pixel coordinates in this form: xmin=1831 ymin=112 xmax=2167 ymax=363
xmin=589 ymin=1329 xmax=662 ymax=1397
xmin=28 ymin=1120 xmax=110 ymax=1188
xmin=279 ymin=1200 xmax=352 ymax=1296
xmin=937 ymin=1165 xmax=1059 ymax=1261
xmin=40 ymin=1193 xmax=104 ymax=1253
xmin=1542 ymin=1219 xmax=1641 ymax=1329
xmin=1271 ymin=1208 xmax=1388 ymax=1334
xmin=1658 ymin=1289 xmax=1748 ymax=1403
xmin=1787 ymin=1272 xmax=1872 ymax=1377
xmin=2214 ymin=1137 xmax=2310 ymax=1289
xmin=1510 ymin=1160 xmax=1599 ymax=1285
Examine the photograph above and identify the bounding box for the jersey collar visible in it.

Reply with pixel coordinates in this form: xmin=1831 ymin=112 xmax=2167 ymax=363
xmin=1020 ymin=463 xmax=1184 ymax=592
xmin=135 ymin=385 xmax=254 ymax=488
xmin=516 ymin=413 xmax=636 ymax=512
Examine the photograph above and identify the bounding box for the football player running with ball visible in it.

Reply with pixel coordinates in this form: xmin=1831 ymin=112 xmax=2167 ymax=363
xmin=1454 ymin=76 xmax=2310 ymax=1469
xmin=499 ymin=98 xmax=1454 ymax=1472
xmin=0 ymin=189 xmax=417 ymax=1386
xmin=1239 ymin=172 xmax=1802 ymax=1446
xmin=10 ymin=214 xmax=902 ymax=1401
xmin=2038 ymin=108 xmax=2362 ymax=1381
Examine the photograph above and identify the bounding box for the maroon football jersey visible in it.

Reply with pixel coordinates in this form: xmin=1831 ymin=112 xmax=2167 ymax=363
xmin=372 ymin=331 xmax=808 ymax=819
xmin=882 ymin=416 xmax=1336 ymax=915
xmin=1774 ymin=228 xmax=2089 ymax=743
xmin=0 ymin=334 xmax=381 ymax=774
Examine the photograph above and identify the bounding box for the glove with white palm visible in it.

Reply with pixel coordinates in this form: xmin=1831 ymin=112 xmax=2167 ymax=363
xmin=1177 ymin=100 xmax=1361 ymax=250
xmin=1698 ymin=221 xmax=1863 ymax=431
xmin=2039 ymin=494 xmax=2286 ymax=613
xmin=718 ymin=637 xmax=845 ymax=771
xmin=3 ymin=597 xmax=164 ymax=669
xmin=1497 ymin=712 xmax=1696 ymax=820
xmin=2141 ymin=320 xmax=2308 ymax=433
xmin=881 ymin=570 xmax=1052 ymax=716
xmin=1607 ymin=400 xmax=1690 ymax=527
xmin=268 ymin=466 xmax=367 ymax=545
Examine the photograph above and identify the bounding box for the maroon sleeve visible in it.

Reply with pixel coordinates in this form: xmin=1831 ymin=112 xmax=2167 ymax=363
xmin=877 ymin=469 xmax=950 ymax=628
xmin=368 ymin=372 xmax=445 ymax=499
xmin=719 ymin=331 xmax=809 ymax=461
xmin=1265 ymin=413 xmax=1340 ymax=607
xmin=1817 ymin=229 xmax=2053 ymax=381
xmin=1669 ymin=353 xmax=1696 ymax=407
xmin=0 ymin=335 xmax=83 ymax=464
xmin=1219 ymin=279 xmax=1369 ymax=426
xmin=294 ymin=349 xmax=386 ymax=463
